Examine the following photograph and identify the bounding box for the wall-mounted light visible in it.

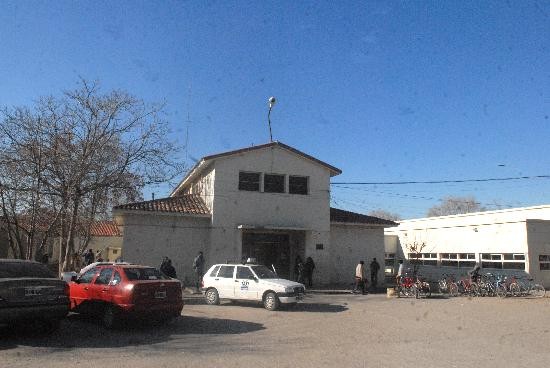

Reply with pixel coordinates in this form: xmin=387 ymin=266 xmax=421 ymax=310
xmin=473 ymin=227 xmax=478 ymax=232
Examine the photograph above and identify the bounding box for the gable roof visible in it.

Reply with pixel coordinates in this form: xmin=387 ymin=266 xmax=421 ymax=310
xmin=171 ymin=141 xmax=342 ymax=196
xmin=90 ymin=221 xmax=121 ymax=237
xmin=330 ymin=207 xmax=398 ymax=227
xmin=113 ymin=194 xmax=210 ymax=216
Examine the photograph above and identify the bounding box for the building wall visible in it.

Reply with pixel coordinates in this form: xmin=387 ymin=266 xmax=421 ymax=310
xmin=115 ymin=212 xmax=211 ymax=286
xmin=207 ymin=146 xmax=334 ymax=284
xmin=526 ymin=220 xmax=550 ymax=287
xmin=186 ymin=165 xmax=216 ymax=213
xmin=330 ymin=224 xmax=386 ymax=286
xmin=385 ymin=206 xmax=550 ymax=287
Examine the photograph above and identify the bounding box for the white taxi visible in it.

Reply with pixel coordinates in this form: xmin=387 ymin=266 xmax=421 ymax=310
xmin=202 ymin=262 xmax=306 ymax=311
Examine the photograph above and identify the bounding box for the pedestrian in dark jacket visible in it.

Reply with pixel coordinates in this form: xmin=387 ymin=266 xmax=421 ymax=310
xmin=162 ymin=259 xmax=177 ymax=278
xmin=304 ymin=257 xmax=315 ymax=287
xmin=193 ymin=251 xmax=205 ymax=292
xmin=294 ymin=255 xmax=303 ymax=281
xmin=370 ymin=258 xmax=380 ymax=291
xmin=84 ymin=249 xmax=95 ymax=266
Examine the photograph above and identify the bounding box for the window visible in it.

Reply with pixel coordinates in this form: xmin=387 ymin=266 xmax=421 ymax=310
xmin=316 ymin=243 xmax=324 ymax=250
xmin=264 ymin=174 xmax=285 ymax=193
xmin=123 ymin=267 xmax=169 ymax=280
xmin=384 ymin=253 xmax=395 ymax=275
xmin=239 ymin=172 xmax=260 ymax=191
xmin=112 ymin=249 xmax=118 ymax=254
xmin=408 ymin=253 xmax=437 ymax=266
xmin=209 ymin=265 xmax=221 ymax=277
xmin=236 ymin=266 xmax=254 ymax=279
xmin=441 ymin=253 xmax=476 ymax=268
xmin=481 ymin=253 xmax=525 ymax=270
xmin=111 ymin=271 xmax=121 ymax=286
xmin=79 ymin=268 xmax=98 ymax=284
xmin=289 ymin=175 xmax=308 ymax=195
xmin=94 ymin=268 xmax=113 ymax=285
xmin=540 ymin=255 xmax=550 ymax=271
xmin=218 ymin=266 xmax=235 ymax=278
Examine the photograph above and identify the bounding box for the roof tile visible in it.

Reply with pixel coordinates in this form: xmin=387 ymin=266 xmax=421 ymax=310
xmin=114 ymin=194 xmax=210 ymax=216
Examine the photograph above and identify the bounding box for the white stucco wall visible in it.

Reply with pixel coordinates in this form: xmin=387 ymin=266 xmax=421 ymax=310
xmin=114 ymin=211 xmax=210 ymax=286
xmin=330 ymin=224 xmax=386 ymax=286
xmin=385 ymin=206 xmax=550 ymax=287
xmin=526 ymin=220 xmax=550 ymax=287
xmin=186 ymin=165 xmax=216 ymax=213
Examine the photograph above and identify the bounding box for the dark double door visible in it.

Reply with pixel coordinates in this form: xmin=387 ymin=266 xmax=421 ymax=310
xmin=242 ymin=233 xmax=290 ymax=279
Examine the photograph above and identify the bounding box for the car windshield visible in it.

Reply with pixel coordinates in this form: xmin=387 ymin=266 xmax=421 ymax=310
xmin=251 ymin=265 xmax=278 ymax=279
xmin=123 ymin=267 xmax=169 ymax=281
xmin=0 ymin=262 xmax=56 ymax=278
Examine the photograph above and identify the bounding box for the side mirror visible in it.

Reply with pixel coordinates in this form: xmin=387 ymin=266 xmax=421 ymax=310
xmin=71 ymin=275 xmax=79 ymax=283
xmin=249 ymin=275 xmax=258 ymax=282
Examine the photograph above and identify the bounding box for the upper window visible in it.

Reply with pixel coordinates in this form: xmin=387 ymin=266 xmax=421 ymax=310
xmin=540 ymin=255 xmax=550 ymax=271
xmin=289 ymin=175 xmax=308 ymax=195
xmin=239 ymin=172 xmax=260 ymax=191
xmin=264 ymin=174 xmax=285 ymax=193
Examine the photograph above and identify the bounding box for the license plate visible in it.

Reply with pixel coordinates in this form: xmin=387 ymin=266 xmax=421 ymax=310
xmin=24 ymin=287 xmax=42 ymax=297
xmin=154 ymin=290 xmax=167 ymax=299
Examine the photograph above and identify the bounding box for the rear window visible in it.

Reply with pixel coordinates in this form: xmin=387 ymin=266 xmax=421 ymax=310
xmin=123 ymin=267 xmax=169 ymax=281
xmin=0 ymin=261 xmax=56 ymax=278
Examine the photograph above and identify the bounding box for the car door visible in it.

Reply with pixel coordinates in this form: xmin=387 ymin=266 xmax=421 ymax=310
xmin=89 ymin=267 xmax=114 ymax=304
xmin=215 ymin=265 xmax=235 ymax=299
xmin=70 ymin=267 xmax=98 ymax=310
xmin=234 ymin=266 xmax=260 ymax=300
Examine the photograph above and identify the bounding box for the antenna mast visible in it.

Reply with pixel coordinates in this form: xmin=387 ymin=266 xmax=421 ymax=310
xmin=267 ymin=96 xmax=276 ymax=142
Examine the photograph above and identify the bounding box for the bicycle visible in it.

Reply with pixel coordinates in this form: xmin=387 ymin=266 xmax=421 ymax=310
xmin=515 ymin=276 xmax=546 ymax=298
xmin=438 ymin=273 xmax=459 ymax=297
xmin=396 ymin=274 xmax=416 ymax=298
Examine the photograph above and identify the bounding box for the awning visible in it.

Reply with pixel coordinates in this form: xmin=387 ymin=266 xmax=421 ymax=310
xmin=237 ymin=224 xmax=309 ymax=231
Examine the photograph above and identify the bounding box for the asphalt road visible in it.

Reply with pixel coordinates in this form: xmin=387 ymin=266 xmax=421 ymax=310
xmin=1 ymin=293 xmax=550 ymax=368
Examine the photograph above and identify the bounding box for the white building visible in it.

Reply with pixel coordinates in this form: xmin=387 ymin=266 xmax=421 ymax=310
xmin=385 ymin=205 xmax=550 ymax=287
xmin=113 ymin=142 xmax=396 ymax=286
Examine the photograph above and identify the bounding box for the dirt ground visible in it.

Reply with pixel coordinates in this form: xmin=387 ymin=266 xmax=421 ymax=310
xmin=1 ymin=293 xmax=550 ymax=368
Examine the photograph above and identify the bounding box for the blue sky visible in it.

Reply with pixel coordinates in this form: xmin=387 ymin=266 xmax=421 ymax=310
xmin=1 ymin=1 xmax=548 ymax=219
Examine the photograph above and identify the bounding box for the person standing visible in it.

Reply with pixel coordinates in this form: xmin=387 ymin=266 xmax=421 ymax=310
xmin=84 ymin=249 xmax=95 ymax=266
xmin=193 ymin=251 xmax=205 ymax=293
xmin=163 ymin=259 xmax=177 ymax=278
xmin=294 ymin=255 xmax=303 ymax=282
xmin=304 ymin=257 xmax=315 ymax=288
xmin=370 ymin=258 xmax=380 ymax=291
xmin=353 ymin=261 xmax=367 ymax=295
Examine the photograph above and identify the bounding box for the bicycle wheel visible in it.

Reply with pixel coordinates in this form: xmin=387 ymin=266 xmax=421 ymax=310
xmin=496 ymin=284 xmax=507 ymax=298
xmin=449 ymin=283 xmax=459 ymax=297
xmin=438 ymin=281 xmax=446 ymax=294
xmin=469 ymin=283 xmax=478 ymax=297
xmin=509 ymin=282 xmax=520 ymax=297
xmin=529 ymin=284 xmax=546 ymax=298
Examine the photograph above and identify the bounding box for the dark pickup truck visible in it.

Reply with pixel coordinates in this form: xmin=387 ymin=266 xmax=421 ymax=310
xmin=0 ymin=259 xmax=70 ymax=333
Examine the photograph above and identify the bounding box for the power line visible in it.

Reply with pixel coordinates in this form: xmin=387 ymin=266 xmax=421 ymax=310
xmin=331 ymin=175 xmax=550 ymax=186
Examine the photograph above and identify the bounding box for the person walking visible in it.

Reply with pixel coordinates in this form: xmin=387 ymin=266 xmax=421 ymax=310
xmin=193 ymin=251 xmax=205 ymax=293
xmin=353 ymin=261 xmax=367 ymax=295
xmin=370 ymin=258 xmax=380 ymax=291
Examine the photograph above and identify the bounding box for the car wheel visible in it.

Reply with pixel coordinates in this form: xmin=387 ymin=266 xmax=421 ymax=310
xmin=35 ymin=319 xmax=61 ymax=335
xmin=263 ymin=292 xmax=280 ymax=311
xmin=103 ymin=305 xmax=119 ymax=329
xmin=205 ymin=288 xmax=220 ymax=305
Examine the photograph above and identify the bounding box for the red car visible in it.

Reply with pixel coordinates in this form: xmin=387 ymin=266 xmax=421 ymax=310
xmin=69 ymin=264 xmax=183 ymax=328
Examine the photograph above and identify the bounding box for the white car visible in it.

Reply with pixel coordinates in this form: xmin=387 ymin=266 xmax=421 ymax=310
xmin=202 ymin=263 xmax=306 ymax=311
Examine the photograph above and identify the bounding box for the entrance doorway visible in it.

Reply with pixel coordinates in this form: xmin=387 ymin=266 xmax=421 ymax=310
xmin=242 ymin=232 xmax=291 ymax=279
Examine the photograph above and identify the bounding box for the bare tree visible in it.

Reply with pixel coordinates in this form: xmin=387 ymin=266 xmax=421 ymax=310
xmin=405 ymin=240 xmax=426 ymax=277
xmin=0 ymin=79 xmax=183 ymax=273
xmin=427 ymin=196 xmax=485 ymax=217
xmin=368 ymin=209 xmax=401 ymax=222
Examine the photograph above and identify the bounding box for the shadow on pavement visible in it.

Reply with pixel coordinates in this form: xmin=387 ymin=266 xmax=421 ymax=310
xmin=0 ymin=314 xmax=265 ymax=350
